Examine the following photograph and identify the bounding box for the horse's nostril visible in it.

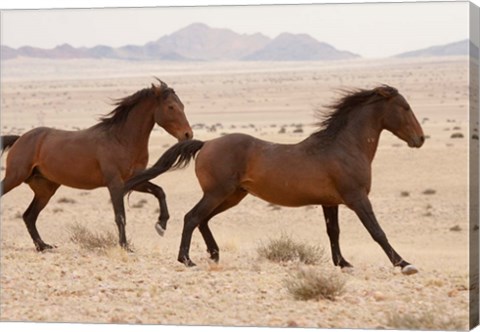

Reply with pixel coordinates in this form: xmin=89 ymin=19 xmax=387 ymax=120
xmin=420 ymin=135 xmax=425 ymax=143
xmin=185 ymin=131 xmax=193 ymax=140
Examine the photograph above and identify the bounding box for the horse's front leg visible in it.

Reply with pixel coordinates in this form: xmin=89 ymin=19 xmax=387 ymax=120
xmin=107 ymin=183 xmax=131 ymax=251
xmin=129 ymin=181 xmax=169 ymax=236
xmin=346 ymin=195 xmax=418 ymax=275
xmin=321 ymin=205 xmax=353 ymax=269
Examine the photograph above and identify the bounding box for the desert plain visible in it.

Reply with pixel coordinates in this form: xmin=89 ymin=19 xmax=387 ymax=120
xmin=0 ymin=56 xmax=477 ymax=329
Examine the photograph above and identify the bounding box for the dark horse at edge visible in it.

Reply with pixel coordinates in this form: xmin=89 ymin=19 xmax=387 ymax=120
xmin=125 ymin=85 xmax=425 ymax=274
xmin=1 ymin=80 xmax=193 ymax=251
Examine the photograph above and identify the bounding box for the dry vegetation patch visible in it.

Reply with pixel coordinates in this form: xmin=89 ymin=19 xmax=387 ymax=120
xmin=68 ymin=222 xmax=132 ymax=252
xmin=257 ymin=233 xmax=325 ymax=265
xmin=285 ymin=266 xmax=346 ymax=301
xmin=385 ymin=308 xmax=466 ymax=330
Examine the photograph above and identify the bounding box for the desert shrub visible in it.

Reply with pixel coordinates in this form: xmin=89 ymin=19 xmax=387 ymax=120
xmin=131 ymin=199 xmax=148 ymax=208
xmin=57 ymin=197 xmax=76 ymax=204
xmin=257 ymin=233 xmax=324 ymax=265
xmin=450 ymin=132 xmax=464 ymax=139
xmin=400 ymin=191 xmax=410 ymax=197
xmin=422 ymin=189 xmax=436 ymax=195
xmin=386 ymin=309 xmax=465 ymax=330
xmin=285 ymin=266 xmax=345 ymax=301
xmin=68 ymin=222 xmax=132 ymax=251
xmin=449 ymin=225 xmax=461 ymax=232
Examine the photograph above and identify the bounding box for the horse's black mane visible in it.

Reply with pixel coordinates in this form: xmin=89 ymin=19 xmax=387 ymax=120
xmin=312 ymin=85 xmax=398 ymax=141
xmin=98 ymin=80 xmax=175 ymax=128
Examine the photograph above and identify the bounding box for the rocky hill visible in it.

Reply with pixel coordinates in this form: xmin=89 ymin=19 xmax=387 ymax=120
xmin=395 ymin=39 xmax=473 ymax=58
xmin=243 ymin=32 xmax=358 ymax=61
xmin=2 ymin=23 xmax=359 ymax=61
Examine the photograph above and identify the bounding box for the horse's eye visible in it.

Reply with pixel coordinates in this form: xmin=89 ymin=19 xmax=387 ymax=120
xmin=168 ymin=106 xmax=175 ymax=112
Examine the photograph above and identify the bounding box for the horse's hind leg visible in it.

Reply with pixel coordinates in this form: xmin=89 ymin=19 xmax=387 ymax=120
xmin=24 ymin=175 xmax=60 ymax=251
xmin=1 ymin=163 xmax=34 ymax=196
xmin=130 ymin=181 xmax=169 ymax=236
xmin=1 ymin=177 xmax=23 ymax=197
xmin=198 ymin=189 xmax=248 ymax=263
xmin=179 ymin=188 xmax=241 ymax=267
xmin=322 ymin=205 xmax=352 ymax=268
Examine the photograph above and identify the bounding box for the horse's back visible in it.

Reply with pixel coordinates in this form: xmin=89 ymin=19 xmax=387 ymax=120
xmin=8 ymin=127 xmax=92 ymax=159
xmin=5 ymin=126 xmax=107 ymax=189
xmin=196 ymin=132 xmax=343 ymax=206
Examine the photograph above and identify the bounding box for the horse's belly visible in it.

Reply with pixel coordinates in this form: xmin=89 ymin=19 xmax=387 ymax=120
xmin=37 ymin=161 xmax=105 ymax=189
xmin=243 ymin=179 xmax=343 ymax=207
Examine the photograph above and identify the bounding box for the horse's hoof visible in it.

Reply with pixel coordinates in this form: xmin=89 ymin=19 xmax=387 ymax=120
xmin=178 ymin=257 xmax=196 ymax=267
xmin=209 ymin=250 xmax=219 ymax=263
xmin=155 ymin=223 xmax=165 ymax=237
xmin=36 ymin=243 xmax=56 ymax=252
xmin=120 ymin=244 xmax=134 ymax=253
xmin=185 ymin=260 xmax=196 ymax=267
xmin=401 ymin=264 xmax=418 ymax=275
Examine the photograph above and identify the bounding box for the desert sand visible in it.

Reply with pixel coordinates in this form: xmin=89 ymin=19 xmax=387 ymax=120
xmin=0 ymin=56 xmax=475 ymax=329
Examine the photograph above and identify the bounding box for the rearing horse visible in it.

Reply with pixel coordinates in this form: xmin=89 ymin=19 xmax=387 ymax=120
xmin=1 ymin=80 xmax=193 ymax=251
xmin=125 ymin=85 xmax=425 ymax=274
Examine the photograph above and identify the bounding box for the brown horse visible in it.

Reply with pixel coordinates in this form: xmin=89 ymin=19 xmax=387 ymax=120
xmin=125 ymin=85 xmax=425 ymax=274
xmin=1 ymin=80 xmax=193 ymax=251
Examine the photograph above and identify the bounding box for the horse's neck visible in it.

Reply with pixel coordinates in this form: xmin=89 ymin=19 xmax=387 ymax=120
xmin=338 ymin=108 xmax=383 ymax=162
xmin=110 ymin=102 xmax=155 ymax=150
xmin=306 ymin=107 xmax=383 ymax=163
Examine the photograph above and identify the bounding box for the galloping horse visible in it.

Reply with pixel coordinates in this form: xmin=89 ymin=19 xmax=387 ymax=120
xmin=125 ymin=85 xmax=425 ymax=274
xmin=1 ymin=80 xmax=193 ymax=251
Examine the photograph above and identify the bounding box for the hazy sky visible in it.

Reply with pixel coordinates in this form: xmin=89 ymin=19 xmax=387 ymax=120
xmin=0 ymin=0 xmax=473 ymax=58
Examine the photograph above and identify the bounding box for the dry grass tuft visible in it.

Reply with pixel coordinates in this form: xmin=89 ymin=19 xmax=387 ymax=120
xmin=57 ymin=197 xmax=77 ymax=204
xmin=68 ymin=222 xmax=132 ymax=252
xmin=400 ymin=191 xmax=410 ymax=197
xmin=450 ymin=132 xmax=464 ymax=139
xmin=285 ymin=266 xmax=346 ymax=301
xmin=131 ymin=199 xmax=148 ymax=209
xmin=422 ymin=188 xmax=437 ymax=195
xmin=257 ymin=233 xmax=325 ymax=265
xmin=386 ymin=308 xmax=466 ymax=330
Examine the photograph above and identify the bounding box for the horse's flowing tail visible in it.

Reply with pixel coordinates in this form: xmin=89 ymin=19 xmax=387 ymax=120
xmin=1 ymin=135 xmax=20 ymax=154
xmin=125 ymin=139 xmax=205 ymax=192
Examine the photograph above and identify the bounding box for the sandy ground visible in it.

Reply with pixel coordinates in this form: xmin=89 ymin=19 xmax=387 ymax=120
xmin=0 ymin=57 xmax=476 ymax=329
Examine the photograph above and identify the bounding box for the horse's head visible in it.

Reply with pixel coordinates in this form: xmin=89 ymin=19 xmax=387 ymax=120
xmin=152 ymin=80 xmax=193 ymax=141
xmin=377 ymin=86 xmax=425 ymax=148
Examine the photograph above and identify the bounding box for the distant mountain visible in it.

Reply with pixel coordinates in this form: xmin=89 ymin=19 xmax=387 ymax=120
xmin=243 ymin=33 xmax=359 ymax=61
xmin=1 ymin=23 xmax=357 ymax=61
xmin=145 ymin=23 xmax=271 ymax=60
xmin=1 ymin=45 xmax=17 ymax=60
xmin=395 ymin=39 xmax=474 ymax=58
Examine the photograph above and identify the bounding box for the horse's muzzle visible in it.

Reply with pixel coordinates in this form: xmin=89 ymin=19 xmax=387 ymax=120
xmin=408 ymin=135 xmax=425 ymax=148
xmin=179 ymin=130 xmax=193 ymax=141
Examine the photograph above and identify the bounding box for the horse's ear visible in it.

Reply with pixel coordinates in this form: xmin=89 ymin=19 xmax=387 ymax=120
xmin=150 ymin=83 xmax=160 ymax=97
xmin=153 ymin=76 xmax=168 ymax=89
xmin=375 ymin=85 xmax=397 ymax=98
